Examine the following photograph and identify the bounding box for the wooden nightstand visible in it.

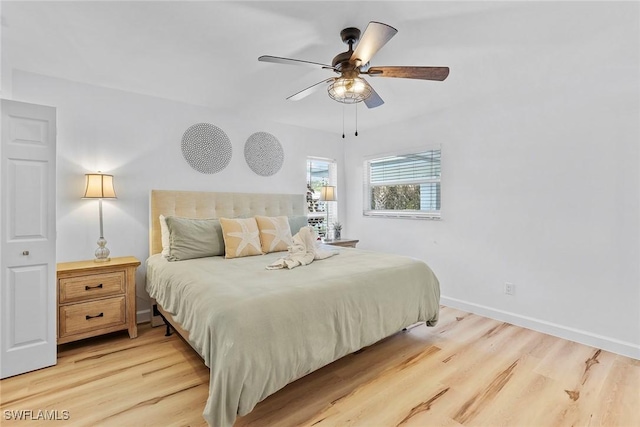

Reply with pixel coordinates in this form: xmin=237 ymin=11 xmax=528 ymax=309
xmin=324 ymin=238 xmax=359 ymax=248
xmin=56 ymin=256 xmax=140 ymax=344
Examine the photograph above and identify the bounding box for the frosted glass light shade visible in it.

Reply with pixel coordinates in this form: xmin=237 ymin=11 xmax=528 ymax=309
xmin=83 ymin=174 xmax=117 ymax=199
xmin=327 ymin=77 xmax=372 ymax=104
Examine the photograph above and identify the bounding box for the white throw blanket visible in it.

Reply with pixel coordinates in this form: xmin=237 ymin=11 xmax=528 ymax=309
xmin=267 ymin=226 xmax=338 ymax=270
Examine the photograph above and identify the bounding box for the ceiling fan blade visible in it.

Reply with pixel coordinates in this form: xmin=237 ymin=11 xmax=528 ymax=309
xmin=258 ymin=55 xmax=334 ymax=70
xmin=367 ymin=66 xmax=450 ymax=81
xmin=287 ymin=78 xmax=336 ymax=101
xmin=350 ymin=22 xmax=398 ymax=66
xmin=364 ymin=83 xmax=384 ymax=109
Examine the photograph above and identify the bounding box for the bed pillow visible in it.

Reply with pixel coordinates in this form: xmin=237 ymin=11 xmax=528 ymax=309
xmin=255 ymin=216 xmax=293 ymax=253
xmin=219 ymin=217 xmax=263 ymax=259
xmin=165 ymin=216 xmax=225 ymax=261
xmin=288 ymin=215 xmax=309 ymax=236
xmin=159 ymin=214 xmax=170 ymax=258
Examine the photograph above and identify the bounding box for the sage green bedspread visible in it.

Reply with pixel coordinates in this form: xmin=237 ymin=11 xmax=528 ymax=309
xmin=146 ymin=247 xmax=440 ymax=427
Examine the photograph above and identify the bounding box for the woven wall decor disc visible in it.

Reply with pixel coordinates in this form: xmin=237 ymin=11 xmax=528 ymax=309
xmin=244 ymin=132 xmax=284 ymax=177
xmin=181 ymin=123 xmax=232 ymax=174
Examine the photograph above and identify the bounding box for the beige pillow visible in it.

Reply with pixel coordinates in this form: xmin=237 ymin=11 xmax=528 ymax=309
xmin=255 ymin=216 xmax=293 ymax=253
xmin=159 ymin=214 xmax=170 ymax=258
xmin=219 ymin=217 xmax=263 ymax=259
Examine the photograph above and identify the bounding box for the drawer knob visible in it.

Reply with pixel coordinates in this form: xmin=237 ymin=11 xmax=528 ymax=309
xmin=85 ymin=284 xmax=104 ymax=291
xmin=86 ymin=313 xmax=104 ymax=320
xmin=22 ymin=250 xmax=29 ymax=256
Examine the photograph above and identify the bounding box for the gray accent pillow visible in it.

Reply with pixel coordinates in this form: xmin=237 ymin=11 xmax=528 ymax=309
xmin=165 ymin=216 xmax=225 ymax=261
xmin=288 ymin=215 xmax=309 ymax=236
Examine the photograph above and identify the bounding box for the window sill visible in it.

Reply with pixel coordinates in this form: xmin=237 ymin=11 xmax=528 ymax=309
xmin=363 ymin=211 xmax=441 ymax=220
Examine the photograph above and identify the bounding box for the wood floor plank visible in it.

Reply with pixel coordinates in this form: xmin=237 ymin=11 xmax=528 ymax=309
xmin=1 ymin=306 xmax=638 ymax=427
xmin=595 ymin=358 xmax=640 ymax=427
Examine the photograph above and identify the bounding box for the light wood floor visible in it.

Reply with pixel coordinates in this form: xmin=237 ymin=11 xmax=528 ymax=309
xmin=1 ymin=306 xmax=638 ymax=427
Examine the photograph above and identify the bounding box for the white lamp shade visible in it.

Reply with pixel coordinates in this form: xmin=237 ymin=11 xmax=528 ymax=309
xmin=83 ymin=174 xmax=117 ymax=199
xmin=319 ymin=185 xmax=337 ymax=202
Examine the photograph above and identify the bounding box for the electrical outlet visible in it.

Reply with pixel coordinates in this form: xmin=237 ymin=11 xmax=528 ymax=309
xmin=505 ymin=282 xmax=515 ymax=295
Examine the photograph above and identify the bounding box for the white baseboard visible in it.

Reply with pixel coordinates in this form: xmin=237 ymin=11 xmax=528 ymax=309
xmin=440 ymin=296 xmax=640 ymax=360
xmin=136 ymin=309 xmax=151 ymax=324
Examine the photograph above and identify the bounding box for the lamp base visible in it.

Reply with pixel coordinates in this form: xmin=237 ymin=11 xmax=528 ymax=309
xmin=94 ymin=237 xmax=111 ymax=263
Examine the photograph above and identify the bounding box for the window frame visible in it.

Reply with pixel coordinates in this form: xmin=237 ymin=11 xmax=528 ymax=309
xmin=363 ymin=145 xmax=442 ymax=220
xmin=306 ymin=156 xmax=338 ymax=237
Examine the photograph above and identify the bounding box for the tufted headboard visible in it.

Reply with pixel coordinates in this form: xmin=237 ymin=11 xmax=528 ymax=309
xmin=149 ymin=190 xmax=306 ymax=256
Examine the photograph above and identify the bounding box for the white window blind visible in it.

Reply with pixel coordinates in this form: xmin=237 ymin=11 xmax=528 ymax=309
xmin=364 ymin=148 xmax=441 ymax=219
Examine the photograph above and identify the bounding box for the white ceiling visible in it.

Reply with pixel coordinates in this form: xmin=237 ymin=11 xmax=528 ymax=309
xmin=1 ymin=1 xmax=633 ymax=133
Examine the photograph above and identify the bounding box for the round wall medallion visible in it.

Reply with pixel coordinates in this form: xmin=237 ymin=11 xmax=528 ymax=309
xmin=244 ymin=132 xmax=284 ymax=177
xmin=181 ymin=123 xmax=232 ymax=174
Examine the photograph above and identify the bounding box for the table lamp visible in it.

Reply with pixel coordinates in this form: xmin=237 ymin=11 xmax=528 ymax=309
xmin=83 ymin=173 xmax=116 ymax=262
xmin=319 ymin=185 xmax=336 ymax=239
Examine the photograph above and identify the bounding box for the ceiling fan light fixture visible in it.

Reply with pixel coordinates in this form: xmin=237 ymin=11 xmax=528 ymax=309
xmin=327 ymin=77 xmax=372 ymax=104
xmin=260 ymin=21 xmax=449 ymax=111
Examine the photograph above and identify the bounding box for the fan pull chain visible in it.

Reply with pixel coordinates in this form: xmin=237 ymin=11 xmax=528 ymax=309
xmin=355 ymin=102 xmax=359 ymax=136
xmin=342 ymin=103 xmax=345 ymax=138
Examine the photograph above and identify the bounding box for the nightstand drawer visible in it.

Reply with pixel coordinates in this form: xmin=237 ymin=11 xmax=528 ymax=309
xmin=59 ymin=271 xmax=125 ymax=303
xmin=59 ymin=296 xmax=126 ymax=338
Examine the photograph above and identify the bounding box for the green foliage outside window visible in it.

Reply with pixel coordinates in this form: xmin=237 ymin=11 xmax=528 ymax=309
xmin=371 ymin=185 xmax=421 ymax=210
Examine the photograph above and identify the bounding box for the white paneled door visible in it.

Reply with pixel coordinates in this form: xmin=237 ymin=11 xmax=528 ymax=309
xmin=1 ymin=99 xmax=57 ymax=378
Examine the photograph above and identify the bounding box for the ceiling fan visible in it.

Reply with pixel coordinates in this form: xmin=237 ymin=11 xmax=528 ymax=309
xmin=258 ymin=21 xmax=449 ymax=108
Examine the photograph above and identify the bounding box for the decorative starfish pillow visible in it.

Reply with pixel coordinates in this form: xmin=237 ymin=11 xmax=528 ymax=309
xmin=255 ymin=216 xmax=293 ymax=253
xmin=219 ymin=217 xmax=263 ymax=259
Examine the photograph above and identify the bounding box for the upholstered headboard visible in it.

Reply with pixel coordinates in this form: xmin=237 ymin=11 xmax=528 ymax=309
xmin=149 ymin=190 xmax=306 ymax=256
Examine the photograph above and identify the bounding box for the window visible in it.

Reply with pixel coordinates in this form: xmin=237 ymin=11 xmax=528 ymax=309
xmin=363 ymin=147 xmax=441 ymax=219
xmin=307 ymin=157 xmax=338 ymax=237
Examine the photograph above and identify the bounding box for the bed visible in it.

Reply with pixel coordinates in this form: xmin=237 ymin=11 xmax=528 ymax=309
xmin=146 ymin=190 xmax=440 ymax=427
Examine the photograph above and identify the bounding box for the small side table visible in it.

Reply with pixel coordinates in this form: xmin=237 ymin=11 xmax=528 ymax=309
xmin=324 ymin=238 xmax=359 ymax=248
xmin=56 ymin=256 xmax=140 ymax=344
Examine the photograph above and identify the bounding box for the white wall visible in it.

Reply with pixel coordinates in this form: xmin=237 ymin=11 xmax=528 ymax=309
xmin=7 ymin=2 xmax=639 ymax=359
xmin=344 ymin=2 xmax=640 ymax=358
xmin=0 ymin=1 xmax=9 ymax=100
xmin=12 ymin=70 xmax=345 ymax=318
